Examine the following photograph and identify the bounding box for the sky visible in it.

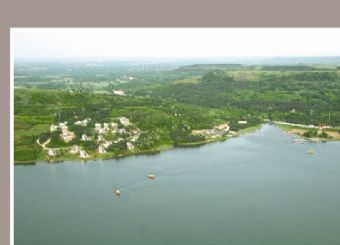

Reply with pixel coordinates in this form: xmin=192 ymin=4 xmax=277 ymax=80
xmin=11 ymin=28 xmax=340 ymax=59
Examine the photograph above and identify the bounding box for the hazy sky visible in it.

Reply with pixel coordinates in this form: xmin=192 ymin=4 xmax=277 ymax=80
xmin=12 ymin=28 xmax=340 ymax=59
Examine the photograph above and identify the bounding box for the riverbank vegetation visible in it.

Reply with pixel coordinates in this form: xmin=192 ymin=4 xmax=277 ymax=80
xmin=14 ymin=61 xmax=340 ymax=164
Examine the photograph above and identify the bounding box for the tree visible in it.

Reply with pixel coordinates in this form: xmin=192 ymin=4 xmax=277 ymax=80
xmin=319 ymin=131 xmax=329 ymax=138
xmin=303 ymin=129 xmax=318 ymax=138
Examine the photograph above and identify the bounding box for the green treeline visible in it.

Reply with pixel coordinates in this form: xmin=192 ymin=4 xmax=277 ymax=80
xmin=14 ymin=63 xmax=340 ymax=163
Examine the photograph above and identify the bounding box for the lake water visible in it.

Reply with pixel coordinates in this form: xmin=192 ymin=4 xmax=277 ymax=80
xmin=15 ymin=125 xmax=340 ymax=245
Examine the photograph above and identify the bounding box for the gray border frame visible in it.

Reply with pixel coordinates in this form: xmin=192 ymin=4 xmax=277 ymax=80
xmin=2 ymin=1 xmax=340 ymax=244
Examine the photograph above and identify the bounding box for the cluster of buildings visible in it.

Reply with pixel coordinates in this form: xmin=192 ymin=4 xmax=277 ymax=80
xmin=112 ymin=89 xmax=126 ymax=96
xmin=92 ymin=117 xmax=140 ymax=154
xmin=46 ymin=116 xmax=140 ymax=158
xmin=50 ymin=121 xmax=76 ymax=143
xmin=94 ymin=122 xmax=118 ymax=134
xmin=192 ymin=123 xmax=231 ymax=138
xmin=191 ymin=121 xmax=250 ymax=139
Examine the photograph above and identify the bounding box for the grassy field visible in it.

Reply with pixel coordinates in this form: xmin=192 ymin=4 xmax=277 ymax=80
xmin=173 ymin=77 xmax=201 ymax=84
xmin=237 ymin=124 xmax=263 ymax=135
xmin=14 ymin=115 xmax=54 ymax=164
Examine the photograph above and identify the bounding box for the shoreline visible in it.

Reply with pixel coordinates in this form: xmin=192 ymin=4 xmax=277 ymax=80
xmin=14 ymin=124 xmax=263 ymax=165
xmin=17 ymin=122 xmax=339 ymax=165
xmin=274 ymin=122 xmax=340 ymax=142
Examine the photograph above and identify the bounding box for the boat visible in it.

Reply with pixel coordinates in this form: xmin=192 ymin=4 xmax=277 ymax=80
xmin=148 ymin=174 xmax=156 ymax=180
xmin=115 ymin=189 xmax=121 ymax=196
xmin=307 ymin=148 xmax=315 ymax=155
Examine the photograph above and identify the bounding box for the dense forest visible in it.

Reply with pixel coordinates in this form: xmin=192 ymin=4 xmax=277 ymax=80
xmin=142 ymin=67 xmax=340 ymax=125
xmin=14 ymin=61 xmax=340 ymax=163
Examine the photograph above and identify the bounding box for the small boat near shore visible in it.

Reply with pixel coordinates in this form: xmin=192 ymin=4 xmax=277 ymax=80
xmin=148 ymin=174 xmax=156 ymax=180
xmin=307 ymin=148 xmax=315 ymax=155
xmin=115 ymin=189 xmax=121 ymax=196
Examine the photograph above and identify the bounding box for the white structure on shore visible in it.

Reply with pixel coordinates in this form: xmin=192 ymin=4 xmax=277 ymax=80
xmin=70 ymin=145 xmax=80 ymax=154
xmin=80 ymin=150 xmax=89 ymax=158
xmin=48 ymin=148 xmax=57 ymax=157
xmin=192 ymin=123 xmax=230 ymax=138
xmin=97 ymin=144 xmax=107 ymax=154
xmin=214 ymin=123 xmax=230 ymax=131
xmin=126 ymin=142 xmax=134 ymax=150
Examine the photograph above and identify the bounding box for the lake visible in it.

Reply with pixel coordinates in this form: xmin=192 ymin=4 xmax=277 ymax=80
xmin=14 ymin=125 xmax=340 ymax=245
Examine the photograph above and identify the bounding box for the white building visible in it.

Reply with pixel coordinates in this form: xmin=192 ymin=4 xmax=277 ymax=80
xmin=95 ymin=123 xmax=102 ymax=131
xmin=214 ymin=123 xmax=230 ymax=132
xmin=75 ymin=118 xmax=90 ymax=127
xmin=132 ymin=129 xmax=140 ymax=135
xmin=60 ymin=125 xmax=69 ymax=134
xmin=119 ymin=117 xmax=130 ymax=126
xmin=118 ymin=128 xmax=126 ymax=135
xmin=80 ymin=150 xmax=89 ymax=158
xmin=238 ymin=121 xmax=248 ymax=125
xmin=50 ymin=124 xmax=58 ymax=132
xmin=103 ymin=141 xmax=112 ymax=149
xmin=98 ymin=128 xmax=106 ymax=134
xmin=103 ymin=123 xmax=110 ymax=129
xmin=97 ymin=134 xmax=105 ymax=142
xmin=60 ymin=131 xmax=75 ymax=143
xmin=114 ymin=137 xmax=124 ymax=143
xmin=113 ymin=89 xmax=126 ymax=96
xmin=111 ymin=122 xmax=118 ymax=129
xmin=130 ymin=134 xmax=139 ymax=142
xmin=80 ymin=120 xmax=88 ymax=127
xmin=126 ymin=142 xmax=134 ymax=150
xmin=81 ymin=134 xmax=89 ymax=141
xmin=70 ymin=145 xmax=80 ymax=154
xmin=74 ymin=121 xmax=82 ymax=126
xmin=59 ymin=122 xmax=66 ymax=127
xmin=48 ymin=148 xmax=57 ymax=157
xmin=97 ymin=144 xmax=107 ymax=154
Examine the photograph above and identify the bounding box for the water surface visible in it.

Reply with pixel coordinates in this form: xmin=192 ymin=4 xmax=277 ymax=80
xmin=15 ymin=125 xmax=340 ymax=244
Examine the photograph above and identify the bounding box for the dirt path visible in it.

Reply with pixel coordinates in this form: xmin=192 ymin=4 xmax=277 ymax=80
xmin=37 ymin=138 xmax=51 ymax=150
